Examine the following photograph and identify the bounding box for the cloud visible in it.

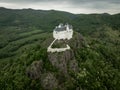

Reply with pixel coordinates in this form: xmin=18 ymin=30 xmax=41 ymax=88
xmin=0 ymin=0 xmax=120 ymax=14
xmin=1 ymin=0 xmax=119 ymax=4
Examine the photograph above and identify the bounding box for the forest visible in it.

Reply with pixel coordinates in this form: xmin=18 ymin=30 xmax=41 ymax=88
xmin=0 ymin=7 xmax=120 ymax=90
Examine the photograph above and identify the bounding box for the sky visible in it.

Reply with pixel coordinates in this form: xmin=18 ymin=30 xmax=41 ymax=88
xmin=0 ymin=0 xmax=120 ymax=14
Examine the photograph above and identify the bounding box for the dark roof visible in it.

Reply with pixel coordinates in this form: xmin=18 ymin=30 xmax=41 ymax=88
xmin=54 ymin=26 xmax=66 ymax=32
xmin=54 ymin=24 xmax=73 ymax=32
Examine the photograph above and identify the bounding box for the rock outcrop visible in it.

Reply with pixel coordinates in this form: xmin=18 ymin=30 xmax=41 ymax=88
xmin=26 ymin=32 xmax=86 ymax=90
xmin=48 ymin=32 xmax=85 ymax=74
xmin=48 ymin=50 xmax=78 ymax=75
xmin=40 ymin=73 xmax=58 ymax=90
xmin=26 ymin=60 xmax=43 ymax=79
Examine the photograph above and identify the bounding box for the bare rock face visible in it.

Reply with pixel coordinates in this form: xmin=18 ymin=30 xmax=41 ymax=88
xmin=48 ymin=50 xmax=74 ymax=74
xmin=41 ymin=73 xmax=58 ymax=90
xmin=48 ymin=49 xmax=79 ymax=90
xmin=26 ymin=60 xmax=43 ymax=79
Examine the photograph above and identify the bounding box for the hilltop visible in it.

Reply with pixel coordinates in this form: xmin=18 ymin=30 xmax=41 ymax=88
xmin=26 ymin=32 xmax=85 ymax=89
xmin=0 ymin=7 xmax=120 ymax=90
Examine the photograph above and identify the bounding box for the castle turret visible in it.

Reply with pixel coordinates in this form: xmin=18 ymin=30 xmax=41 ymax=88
xmin=66 ymin=24 xmax=69 ymax=31
xmin=58 ymin=23 xmax=63 ymax=28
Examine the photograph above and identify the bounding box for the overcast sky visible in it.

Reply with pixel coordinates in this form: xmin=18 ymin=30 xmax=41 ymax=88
xmin=0 ymin=0 xmax=120 ymax=14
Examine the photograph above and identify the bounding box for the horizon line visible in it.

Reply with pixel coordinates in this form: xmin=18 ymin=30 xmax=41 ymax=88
xmin=0 ymin=7 xmax=120 ymax=15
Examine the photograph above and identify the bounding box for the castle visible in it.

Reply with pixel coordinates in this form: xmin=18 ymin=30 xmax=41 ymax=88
xmin=47 ymin=23 xmax=73 ymax=52
xmin=53 ymin=23 xmax=73 ymax=40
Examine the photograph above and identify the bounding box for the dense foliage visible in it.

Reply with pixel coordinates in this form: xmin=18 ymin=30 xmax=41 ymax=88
xmin=0 ymin=7 xmax=120 ymax=90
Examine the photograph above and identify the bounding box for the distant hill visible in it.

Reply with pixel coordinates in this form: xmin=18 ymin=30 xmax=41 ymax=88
xmin=0 ymin=7 xmax=120 ymax=34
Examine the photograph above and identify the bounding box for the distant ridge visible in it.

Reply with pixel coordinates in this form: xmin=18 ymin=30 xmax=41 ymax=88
xmin=0 ymin=7 xmax=120 ymax=34
xmin=0 ymin=7 xmax=120 ymax=15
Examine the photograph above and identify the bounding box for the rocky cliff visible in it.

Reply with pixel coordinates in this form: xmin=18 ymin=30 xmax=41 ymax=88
xmin=26 ymin=32 xmax=86 ymax=90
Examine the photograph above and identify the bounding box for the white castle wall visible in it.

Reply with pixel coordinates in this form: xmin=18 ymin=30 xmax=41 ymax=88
xmin=47 ymin=39 xmax=71 ymax=53
xmin=53 ymin=29 xmax=73 ymax=40
xmin=47 ymin=44 xmax=70 ymax=53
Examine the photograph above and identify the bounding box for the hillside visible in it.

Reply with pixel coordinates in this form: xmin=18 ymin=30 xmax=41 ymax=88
xmin=0 ymin=7 xmax=120 ymax=90
xmin=0 ymin=7 xmax=120 ymax=33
